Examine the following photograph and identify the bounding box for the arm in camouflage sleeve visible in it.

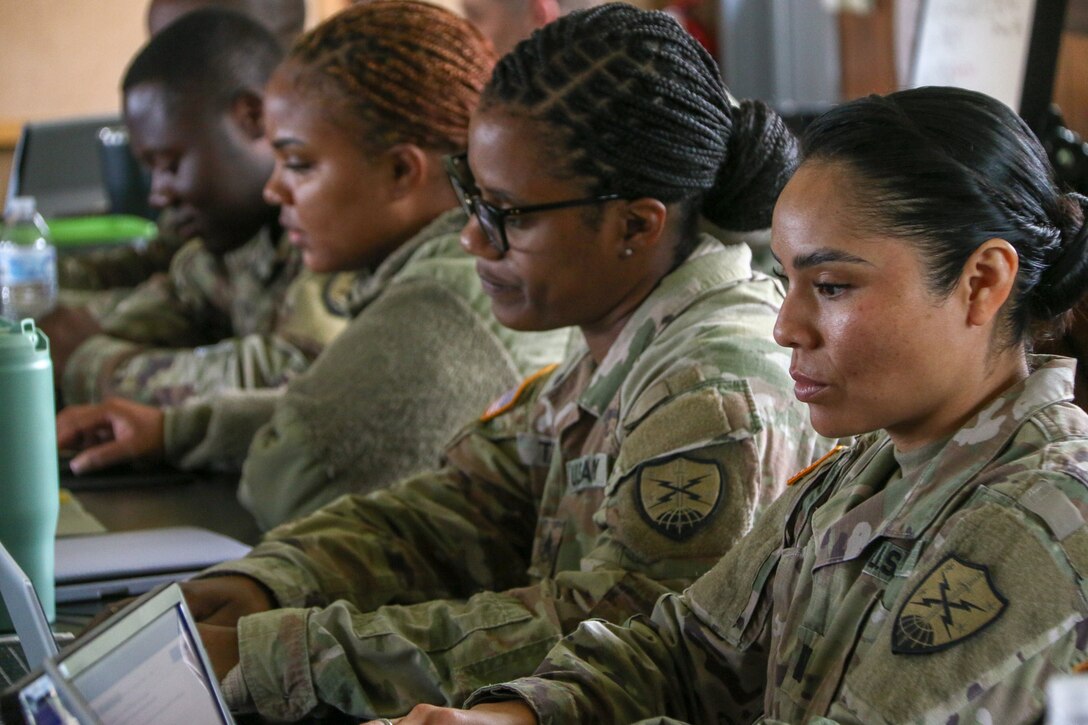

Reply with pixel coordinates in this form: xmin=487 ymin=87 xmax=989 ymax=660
xmin=218 ymin=371 xmax=794 ymax=719
xmin=62 ymin=332 xmax=315 ymax=406
xmin=206 ymin=401 xmax=541 ymax=612
xmin=58 ymin=234 xmax=186 ymax=291
xmin=466 ymin=485 xmax=797 ymax=724
xmin=234 ymin=279 xmax=529 ymax=531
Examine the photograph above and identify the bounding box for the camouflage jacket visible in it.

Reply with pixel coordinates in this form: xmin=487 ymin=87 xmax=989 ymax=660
xmin=470 ymin=356 xmax=1088 ymax=724
xmin=61 ymin=226 xmax=348 ymax=406
xmin=163 ymin=210 xmax=571 ymax=527
xmin=207 ymin=237 xmax=827 ymax=721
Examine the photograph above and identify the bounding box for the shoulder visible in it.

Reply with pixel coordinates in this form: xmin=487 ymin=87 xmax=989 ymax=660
xmin=167 ymin=239 xmax=219 ymax=281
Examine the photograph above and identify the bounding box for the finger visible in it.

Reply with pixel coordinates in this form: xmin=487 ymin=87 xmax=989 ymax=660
xmin=56 ymin=405 xmax=115 ymax=449
xmin=82 ymin=596 xmax=136 ymax=634
xmin=69 ymin=439 xmax=136 ymax=474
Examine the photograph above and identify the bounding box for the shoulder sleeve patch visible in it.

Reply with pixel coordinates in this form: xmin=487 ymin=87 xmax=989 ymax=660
xmin=480 ymin=363 xmax=558 ymax=423
xmin=788 ymin=444 xmax=847 ymax=486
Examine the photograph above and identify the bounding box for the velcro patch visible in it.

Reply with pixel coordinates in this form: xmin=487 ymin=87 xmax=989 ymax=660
xmin=892 ymin=554 xmax=1007 ymax=655
xmin=634 ymin=454 xmax=724 ymax=541
xmin=566 ymin=453 xmax=610 ymax=492
xmin=863 ymin=540 xmax=908 ymax=583
xmin=480 ymin=364 xmax=558 ymax=422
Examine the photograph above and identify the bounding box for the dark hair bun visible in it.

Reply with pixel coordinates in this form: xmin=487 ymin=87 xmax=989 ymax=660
xmin=703 ymin=100 xmax=799 ymax=231
xmin=1033 ymin=192 xmax=1088 ymax=319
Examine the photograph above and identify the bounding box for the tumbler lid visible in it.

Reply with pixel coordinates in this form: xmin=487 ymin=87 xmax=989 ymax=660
xmin=0 ymin=318 xmax=50 ymax=362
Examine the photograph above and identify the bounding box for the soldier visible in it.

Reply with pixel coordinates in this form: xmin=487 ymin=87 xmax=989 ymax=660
xmin=168 ymin=5 xmax=826 ymax=721
xmin=57 ymin=1 xmax=570 ymax=530
xmin=429 ymin=87 xmax=1088 ymax=724
xmin=57 ymin=0 xmax=308 ymax=296
xmin=45 ymin=9 xmax=347 ymax=407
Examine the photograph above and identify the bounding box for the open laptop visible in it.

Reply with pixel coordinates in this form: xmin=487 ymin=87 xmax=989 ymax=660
xmin=54 ymin=528 xmax=251 ymax=604
xmin=0 ymin=541 xmax=74 ymax=690
xmin=2 ymin=583 xmax=234 ymax=724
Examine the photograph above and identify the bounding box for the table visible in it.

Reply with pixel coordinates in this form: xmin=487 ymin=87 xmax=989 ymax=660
xmin=60 ymin=467 xmax=262 ymax=546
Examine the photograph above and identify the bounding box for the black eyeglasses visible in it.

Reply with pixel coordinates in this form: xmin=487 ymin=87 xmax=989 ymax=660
xmin=444 ymin=152 xmax=624 ymax=253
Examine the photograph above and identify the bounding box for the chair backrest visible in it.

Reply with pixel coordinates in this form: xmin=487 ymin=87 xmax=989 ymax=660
xmin=6 ymin=115 xmax=150 ymax=220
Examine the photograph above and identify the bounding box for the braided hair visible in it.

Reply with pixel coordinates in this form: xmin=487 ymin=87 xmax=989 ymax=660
xmin=802 ymin=86 xmax=1088 ymax=346
xmin=482 ymin=2 xmax=798 ymax=258
xmin=281 ymin=0 xmax=495 ymax=153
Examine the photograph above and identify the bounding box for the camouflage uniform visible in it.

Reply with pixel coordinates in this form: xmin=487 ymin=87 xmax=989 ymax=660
xmin=61 ymin=226 xmax=348 ymax=406
xmin=205 ymin=237 xmax=827 ymax=721
xmin=468 ymin=356 xmax=1088 ymax=724
xmin=162 ymin=210 xmax=571 ymax=527
xmin=1035 ymin=298 xmax=1088 ymax=411
xmin=58 ymin=234 xmax=184 ymax=291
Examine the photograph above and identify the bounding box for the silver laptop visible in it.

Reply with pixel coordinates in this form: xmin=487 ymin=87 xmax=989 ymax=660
xmin=4 ymin=584 xmax=234 ymax=724
xmin=0 ymin=541 xmax=72 ymax=689
xmin=54 ymin=527 xmax=251 ymax=604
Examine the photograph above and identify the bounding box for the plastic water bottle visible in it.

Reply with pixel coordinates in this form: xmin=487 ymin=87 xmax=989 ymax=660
xmin=0 ymin=197 xmax=57 ymax=322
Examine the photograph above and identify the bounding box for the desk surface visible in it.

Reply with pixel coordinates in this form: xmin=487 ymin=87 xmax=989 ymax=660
xmin=61 ymin=470 xmax=263 ymax=546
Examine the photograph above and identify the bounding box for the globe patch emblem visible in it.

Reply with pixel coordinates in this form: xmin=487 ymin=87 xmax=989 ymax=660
xmin=892 ymin=554 xmax=1007 ymax=655
xmin=635 ymin=455 xmax=724 ymax=541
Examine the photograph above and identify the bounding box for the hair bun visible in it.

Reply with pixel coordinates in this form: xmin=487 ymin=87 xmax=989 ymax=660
xmin=1033 ymin=192 xmax=1088 ymax=318
xmin=702 ymin=100 xmax=800 ymax=231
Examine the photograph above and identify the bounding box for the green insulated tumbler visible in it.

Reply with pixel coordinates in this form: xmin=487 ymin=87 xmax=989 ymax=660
xmin=0 ymin=318 xmax=58 ymax=630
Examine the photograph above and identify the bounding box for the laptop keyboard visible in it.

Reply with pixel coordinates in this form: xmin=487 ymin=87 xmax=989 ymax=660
xmin=0 ymin=638 xmax=29 ymax=687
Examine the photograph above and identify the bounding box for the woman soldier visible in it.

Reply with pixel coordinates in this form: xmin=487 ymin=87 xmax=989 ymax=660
xmin=56 ymin=0 xmax=568 ymax=530
xmin=425 ymin=86 xmax=1088 ymax=724
xmin=175 ymin=3 xmax=825 ymax=721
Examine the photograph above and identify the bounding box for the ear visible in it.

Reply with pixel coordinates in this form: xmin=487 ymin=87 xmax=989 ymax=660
xmin=615 ymin=197 xmax=668 ymax=258
xmin=382 ymin=144 xmax=429 ymax=201
xmin=229 ymin=90 xmax=265 ymax=141
xmin=960 ymin=238 xmax=1020 ymax=327
xmin=528 ymin=0 xmax=560 ymax=26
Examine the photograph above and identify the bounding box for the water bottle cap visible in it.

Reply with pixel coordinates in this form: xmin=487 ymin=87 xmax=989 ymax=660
xmin=5 ymin=197 xmax=37 ymax=220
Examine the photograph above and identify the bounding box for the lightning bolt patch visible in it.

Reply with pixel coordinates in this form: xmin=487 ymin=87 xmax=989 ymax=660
xmin=892 ymin=554 xmax=1007 ymax=655
xmin=635 ymin=455 xmax=724 ymax=541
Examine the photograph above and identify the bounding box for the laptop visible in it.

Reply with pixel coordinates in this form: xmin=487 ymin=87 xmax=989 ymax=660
xmin=0 ymin=541 xmax=73 ymax=689
xmin=2 ymin=583 xmax=234 ymax=724
xmin=54 ymin=528 xmax=251 ymax=604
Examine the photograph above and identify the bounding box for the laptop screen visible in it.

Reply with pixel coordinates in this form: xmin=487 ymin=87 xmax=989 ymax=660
xmin=50 ymin=585 xmax=232 ymax=725
xmin=67 ymin=604 xmax=228 ymax=724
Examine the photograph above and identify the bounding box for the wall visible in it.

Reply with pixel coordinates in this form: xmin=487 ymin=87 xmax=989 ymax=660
xmin=0 ymin=0 xmax=338 ymax=203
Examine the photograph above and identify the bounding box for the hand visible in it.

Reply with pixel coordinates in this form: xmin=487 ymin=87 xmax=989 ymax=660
xmin=180 ymin=576 xmax=275 ymax=627
xmin=37 ymin=304 xmax=102 ymax=382
xmin=361 ymin=702 xmax=538 ymax=725
xmin=56 ymin=397 xmax=165 ymax=474
xmin=81 ymin=595 xmax=138 ymax=635
xmin=197 ymin=622 xmax=240 ymax=680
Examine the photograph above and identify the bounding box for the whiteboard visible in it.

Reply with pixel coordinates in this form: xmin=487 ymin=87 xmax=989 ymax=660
xmin=910 ymin=0 xmax=1037 ymax=111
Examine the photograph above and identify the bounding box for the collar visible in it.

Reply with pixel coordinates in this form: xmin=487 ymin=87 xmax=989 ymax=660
xmin=223 ymin=225 xmax=288 ymax=282
xmin=342 ymin=208 xmax=467 ymax=315
xmin=810 ymin=356 xmax=1077 ymax=567
xmin=574 ymin=237 xmax=754 ymax=417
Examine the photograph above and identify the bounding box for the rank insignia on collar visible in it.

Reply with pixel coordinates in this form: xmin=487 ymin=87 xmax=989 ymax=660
xmin=892 ymin=554 xmax=1007 ymax=655
xmin=634 ymin=454 xmax=724 ymax=541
